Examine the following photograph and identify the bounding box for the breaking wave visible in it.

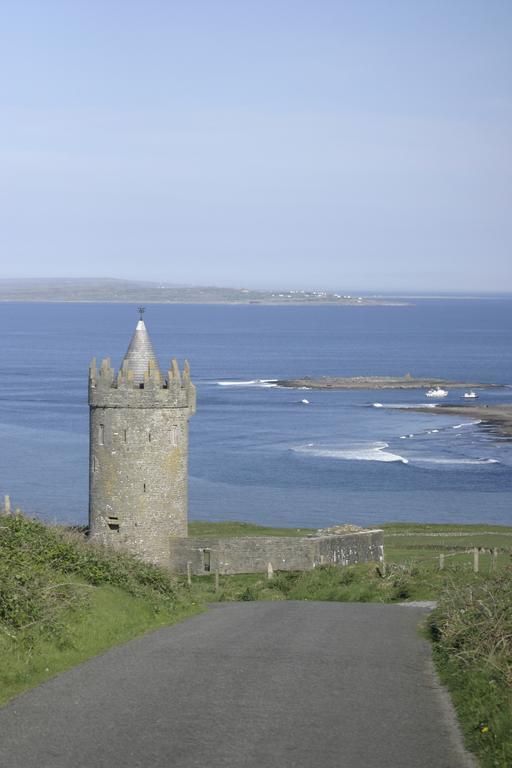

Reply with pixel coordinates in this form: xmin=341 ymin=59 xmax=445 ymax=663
xmin=293 ymin=441 xmax=409 ymax=464
xmin=372 ymin=402 xmax=437 ymax=409
xmin=413 ymin=457 xmax=499 ymax=465
xmin=217 ymin=379 xmax=278 ymax=388
xmin=453 ymin=421 xmax=482 ymax=429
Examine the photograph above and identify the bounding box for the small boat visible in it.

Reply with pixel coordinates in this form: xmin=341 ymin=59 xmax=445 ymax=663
xmin=463 ymin=391 xmax=479 ymax=399
xmin=300 ymin=399 xmax=310 ymax=405
xmin=426 ymin=387 xmax=448 ymax=398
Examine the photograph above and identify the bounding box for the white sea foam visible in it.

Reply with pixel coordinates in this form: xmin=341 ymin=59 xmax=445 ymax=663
xmin=413 ymin=457 xmax=499 ymax=465
xmin=397 ymin=403 xmax=438 ymax=409
xmin=372 ymin=402 xmax=437 ymax=409
xmin=453 ymin=421 xmax=482 ymax=429
xmin=217 ymin=379 xmax=278 ymax=388
xmin=293 ymin=441 xmax=409 ymax=464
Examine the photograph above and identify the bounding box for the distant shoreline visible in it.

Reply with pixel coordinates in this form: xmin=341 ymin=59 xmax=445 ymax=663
xmin=0 ymin=298 xmax=409 ymax=307
xmin=0 ymin=277 xmax=412 ymax=306
xmin=0 ymin=280 xmax=510 ymax=305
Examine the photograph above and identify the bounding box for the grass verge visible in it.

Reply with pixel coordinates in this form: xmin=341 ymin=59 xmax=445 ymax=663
xmin=0 ymin=514 xmax=202 ymax=705
xmin=429 ymin=571 xmax=512 ymax=768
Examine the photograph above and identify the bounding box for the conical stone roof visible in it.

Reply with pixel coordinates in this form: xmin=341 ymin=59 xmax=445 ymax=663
xmin=122 ymin=320 xmax=161 ymax=384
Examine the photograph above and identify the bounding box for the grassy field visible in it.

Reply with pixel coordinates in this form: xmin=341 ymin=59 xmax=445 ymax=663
xmin=188 ymin=520 xmax=315 ymax=537
xmin=1 ymin=514 xmax=510 ymax=766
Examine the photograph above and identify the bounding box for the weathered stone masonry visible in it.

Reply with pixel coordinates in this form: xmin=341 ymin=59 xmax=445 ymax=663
xmin=169 ymin=529 xmax=384 ymax=575
xmin=88 ymin=320 xmax=196 ymax=567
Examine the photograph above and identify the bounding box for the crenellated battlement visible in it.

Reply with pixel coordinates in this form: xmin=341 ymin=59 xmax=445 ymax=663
xmin=89 ymin=355 xmax=196 ymax=411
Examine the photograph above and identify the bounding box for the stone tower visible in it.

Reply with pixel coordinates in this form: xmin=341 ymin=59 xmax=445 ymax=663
xmin=88 ymin=315 xmax=196 ymax=566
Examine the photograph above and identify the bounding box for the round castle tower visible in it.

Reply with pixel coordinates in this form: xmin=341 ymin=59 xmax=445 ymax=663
xmin=88 ymin=316 xmax=196 ymax=566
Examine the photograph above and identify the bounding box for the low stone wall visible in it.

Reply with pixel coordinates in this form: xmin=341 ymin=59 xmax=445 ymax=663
xmin=168 ymin=529 xmax=384 ymax=575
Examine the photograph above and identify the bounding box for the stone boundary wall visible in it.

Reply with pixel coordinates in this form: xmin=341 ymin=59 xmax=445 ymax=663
xmin=168 ymin=529 xmax=384 ymax=575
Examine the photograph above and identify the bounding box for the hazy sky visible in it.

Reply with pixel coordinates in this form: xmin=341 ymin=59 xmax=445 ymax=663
xmin=1 ymin=1 xmax=511 ymax=292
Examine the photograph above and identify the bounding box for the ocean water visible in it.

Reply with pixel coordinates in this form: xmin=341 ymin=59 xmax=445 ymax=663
xmin=0 ymin=300 xmax=511 ymax=528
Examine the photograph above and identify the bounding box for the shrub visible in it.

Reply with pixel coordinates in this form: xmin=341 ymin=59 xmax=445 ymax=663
xmin=0 ymin=513 xmax=180 ymax=644
xmin=240 ymin=586 xmax=257 ymax=601
xmin=429 ymin=568 xmax=512 ymax=767
xmin=429 ymin=569 xmax=512 ymax=688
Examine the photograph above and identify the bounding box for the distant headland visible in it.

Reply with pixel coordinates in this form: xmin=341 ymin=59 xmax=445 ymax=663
xmin=276 ymin=375 xmax=499 ymax=390
xmin=0 ymin=278 xmax=409 ymax=306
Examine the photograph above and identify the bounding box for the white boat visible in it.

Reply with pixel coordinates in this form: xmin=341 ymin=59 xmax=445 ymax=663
xmin=300 ymin=399 xmax=310 ymax=405
xmin=463 ymin=391 xmax=479 ymax=399
xmin=425 ymin=387 xmax=448 ymax=398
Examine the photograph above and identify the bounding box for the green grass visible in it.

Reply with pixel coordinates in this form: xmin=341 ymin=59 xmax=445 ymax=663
xmin=0 ymin=514 xmax=202 ymax=705
xmin=382 ymin=522 xmax=512 ymax=534
xmin=428 ymin=571 xmax=512 ymax=768
xmin=434 ymin=659 xmax=512 ymax=768
xmin=188 ymin=520 xmax=315 ymax=537
xmin=182 ymin=562 xmax=391 ymax=604
xmin=183 ymin=558 xmax=500 ymax=605
xmin=382 ymin=522 xmax=512 ymax=564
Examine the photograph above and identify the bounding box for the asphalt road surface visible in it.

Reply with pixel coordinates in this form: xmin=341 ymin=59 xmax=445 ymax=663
xmin=0 ymin=602 xmax=476 ymax=768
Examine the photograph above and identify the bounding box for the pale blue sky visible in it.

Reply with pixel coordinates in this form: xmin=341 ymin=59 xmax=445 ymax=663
xmin=1 ymin=1 xmax=511 ymax=292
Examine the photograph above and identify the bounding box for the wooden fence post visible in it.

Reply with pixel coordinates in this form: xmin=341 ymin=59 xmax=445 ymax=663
xmin=3 ymin=495 xmax=11 ymax=515
xmin=491 ymin=548 xmax=498 ymax=572
xmin=214 ymin=568 xmax=220 ymax=593
xmin=473 ymin=547 xmax=479 ymax=574
xmin=439 ymin=554 xmax=445 ymax=570
xmin=267 ymin=562 xmax=274 ymax=580
xmin=186 ymin=561 xmax=192 ymax=586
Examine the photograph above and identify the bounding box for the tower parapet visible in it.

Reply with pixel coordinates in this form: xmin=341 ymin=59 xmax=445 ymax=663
xmin=88 ymin=354 xmax=196 ymax=410
xmin=88 ymin=318 xmax=195 ymax=566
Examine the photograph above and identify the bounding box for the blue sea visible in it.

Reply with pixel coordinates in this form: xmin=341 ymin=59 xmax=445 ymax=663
xmin=0 ymin=300 xmax=511 ymax=528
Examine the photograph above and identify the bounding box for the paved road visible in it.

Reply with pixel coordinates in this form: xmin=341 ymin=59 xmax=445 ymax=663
xmin=0 ymin=602 xmax=475 ymax=768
